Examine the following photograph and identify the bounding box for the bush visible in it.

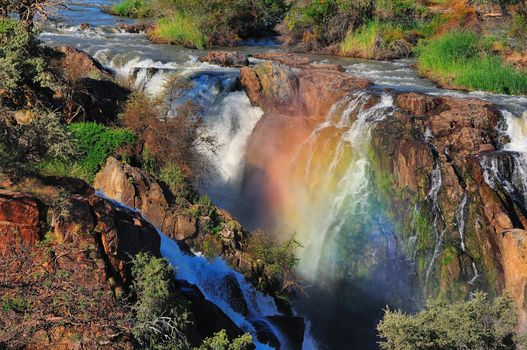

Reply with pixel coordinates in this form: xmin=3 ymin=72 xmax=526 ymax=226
xmin=0 ymin=18 xmax=52 ymax=107
xmin=159 ymin=163 xmax=192 ymax=204
xmin=131 ymin=252 xmax=192 ymax=349
xmin=246 ymin=231 xmax=301 ymax=293
xmin=194 ymin=330 xmax=253 ymax=350
xmin=377 ymin=292 xmax=527 ymax=350
xmin=510 ymin=13 xmax=527 ymax=38
xmin=0 ymin=112 xmax=76 ymax=179
xmin=417 ymin=31 xmax=527 ymax=94
xmin=67 ymin=122 xmax=135 ymax=182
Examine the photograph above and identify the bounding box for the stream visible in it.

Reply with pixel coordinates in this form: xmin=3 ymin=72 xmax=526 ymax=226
xmin=41 ymin=2 xmax=527 ymax=349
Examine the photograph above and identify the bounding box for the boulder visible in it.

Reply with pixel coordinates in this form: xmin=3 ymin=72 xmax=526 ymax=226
xmin=0 ymin=190 xmax=42 ymax=253
xmin=198 ymin=51 xmax=249 ymax=68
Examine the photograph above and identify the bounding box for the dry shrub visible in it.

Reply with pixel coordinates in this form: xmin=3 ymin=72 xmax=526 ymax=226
xmin=121 ymin=92 xmax=215 ymax=180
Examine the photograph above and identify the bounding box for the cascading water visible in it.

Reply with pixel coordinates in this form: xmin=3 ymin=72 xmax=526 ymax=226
xmin=99 ymin=194 xmax=294 ymax=350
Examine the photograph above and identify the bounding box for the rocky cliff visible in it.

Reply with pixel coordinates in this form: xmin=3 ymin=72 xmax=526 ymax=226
xmin=0 ymin=178 xmax=242 ymax=348
xmin=239 ymin=55 xmax=527 ymax=330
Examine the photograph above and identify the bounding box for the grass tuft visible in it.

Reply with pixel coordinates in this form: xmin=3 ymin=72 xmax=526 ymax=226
xmin=417 ymin=31 xmax=527 ymax=95
xmin=150 ymin=13 xmax=207 ymax=49
xmin=111 ymin=0 xmax=149 ymax=17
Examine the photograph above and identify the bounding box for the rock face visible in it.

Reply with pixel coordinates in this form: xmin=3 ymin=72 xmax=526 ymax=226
xmin=239 ymin=57 xmax=527 ymax=329
xmin=54 ymin=46 xmax=129 ymax=123
xmin=94 ymin=158 xmax=281 ymax=296
xmin=0 ymin=180 xmax=244 ymax=348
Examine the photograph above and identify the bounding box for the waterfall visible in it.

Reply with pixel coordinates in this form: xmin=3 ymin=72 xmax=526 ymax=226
xmin=283 ymin=92 xmax=395 ymax=279
xmin=98 ymin=194 xmax=297 ymax=350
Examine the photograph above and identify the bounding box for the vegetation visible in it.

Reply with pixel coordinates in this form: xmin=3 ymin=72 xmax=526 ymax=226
xmin=113 ymin=0 xmax=288 ymax=47
xmin=378 ymin=292 xmax=527 ymax=350
xmin=416 ymin=30 xmax=527 ymax=94
xmin=194 ymin=330 xmax=253 ymax=350
xmin=41 ymin=122 xmax=135 ymax=182
xmin=0 ymin=112 xmax=76 ymax=179
xmin=246 ymin=231 xmax=302 ymax=293
xmin=0 ymin=18 xmax=52 ymax=107
xmin=131 ymin=252 xmax=193 ymax=349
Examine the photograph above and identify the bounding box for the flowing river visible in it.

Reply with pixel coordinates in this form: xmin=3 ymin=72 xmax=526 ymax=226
xmin=41 ymin=2 xmax=527 ymax=349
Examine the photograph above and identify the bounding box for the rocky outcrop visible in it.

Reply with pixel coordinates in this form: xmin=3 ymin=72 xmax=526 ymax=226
xmin=94 ymin=158 xmax=281 ymax=296
xmin=239 ymin=57 xmax=527 ymax=328
xmin=0 ymin=180 xmax=244 ymax=348
xmin=53 ymin=46 xmax=129 ymax=123
xmin=198 ymin=51 xmax=249 ymax=68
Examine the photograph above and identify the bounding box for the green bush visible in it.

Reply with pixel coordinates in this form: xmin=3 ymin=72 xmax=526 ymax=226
xmin=246 ymin=231 xmax=301 ymax=292
xmin=131 ymin=252 xmax=192 ymax=349
xmin=377 ymin=292 xmax=527 ymax=350
xmin=68 ymin=122 xmax=135 ymax=182
xmin=510 ymin=13 xmax=527 ymax=38
xmin=417 ymin=31 xmax=527 ymax=94
xmin=0 ymin=18 xmax=52 ymax=106
xmin=159 ymin=163 xmax=191 ymax=203
xmin=194 ymin=330 xmax=253 ymax=350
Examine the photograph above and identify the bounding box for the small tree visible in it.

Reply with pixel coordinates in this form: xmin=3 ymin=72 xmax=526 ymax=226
xmin=194 ymin=330 xmax=254 ymax=350
xmin=0 ymin=112 xmax=76 ymax=180
xmin=377 ymin=292 xmax=527 ymax=350
xmin=0 ymin=18 xmax=52 ymax=107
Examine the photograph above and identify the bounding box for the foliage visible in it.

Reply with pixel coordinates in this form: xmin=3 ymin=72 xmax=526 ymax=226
xmin=417 ymin=30 xmax=527 ymax=94
xmin=121 ymin=94 xmax=214 ymax=182
xmin=131 ymin=252 xmax=192 ymax=349
xmin=111 ymin=0 xmax=149 ymax=17
xmin=0 ymin=112 xmax=76 ymax=179
xmin=151 ymin=14 xmax=207 ymax=49
xmin=159 ymin=163 xmax=192 ymax=204
xmin=510 ymin=13 xmax=527 ymax=38
xmin=377 ymin=292 xmax=527 ymax=350
xmin=0 ymin=18 xmax=52 ymax=107
xmin=246 ymin=231 xmax=302 ymax=293
xmin=193 ymin=330 xmax=253 ymax=350
xmin=113 ymin=0 xmax=288 ymax=47
xmin=67 ymin=122 xmax=135 ymax=182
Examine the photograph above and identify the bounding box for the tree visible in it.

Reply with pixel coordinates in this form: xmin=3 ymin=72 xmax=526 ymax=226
xmin=377 ymin=292 xmax=527 ymax=350
xmin=0 ymin=112 xmax=76 ymax=180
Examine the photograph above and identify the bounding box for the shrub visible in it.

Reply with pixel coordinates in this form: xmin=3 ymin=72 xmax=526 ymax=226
xmin=67 ymin=122 xmax=135 ymax=182
xmin=159 ymin=163 xmax=192 ymax=204
xmin=0 ymin=112 xmax=76 ymax=179
xmin=417 ymin=31 xmax=527 ymax=94
xmin=194 ymin=330 xmax=253 ymax=350
xmin=377 ymin=292 xmax=527 ymax=350
xmin=246 ymin=231 xmax=301 ymax=293
xmin=510 ymin=13 xmax=527 ymax=38
xmin=0 ymin=18 xmax=52 ymax=107
xmin=131 ymin=252 xmax=192 ymax=349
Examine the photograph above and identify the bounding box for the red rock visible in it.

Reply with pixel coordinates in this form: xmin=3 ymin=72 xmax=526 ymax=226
xmin=198 ymin=51 xmax=249 ymax=67
xmin=0 ymin=190 xmax=41 ymax=252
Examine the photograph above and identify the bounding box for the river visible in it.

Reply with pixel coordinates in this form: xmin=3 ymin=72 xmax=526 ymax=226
xmin=41 ymin=2 xmax=527 ymax=349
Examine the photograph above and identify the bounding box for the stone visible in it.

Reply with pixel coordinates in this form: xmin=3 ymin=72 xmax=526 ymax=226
xmin=198 ymin=51 xmax=249 ymax=67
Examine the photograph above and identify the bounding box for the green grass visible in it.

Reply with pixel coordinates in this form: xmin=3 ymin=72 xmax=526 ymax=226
xmin=111 ymin=0 xmax=149 ymax=17
xmin=152 ymin=14 xmax=206 ymax=49
xmin=417 ymin=31 xmax=527 ymax=95
xmin=40 ymin=122 xmax=135 ymax=183
xmin=340 ymin=20 xmax=410 ymax=58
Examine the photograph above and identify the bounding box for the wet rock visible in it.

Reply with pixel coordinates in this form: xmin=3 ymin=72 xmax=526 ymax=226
xmin=198 ymin=51 xmax=249 ymax=68
xmin=79 ymin=23 xmax=90 ymax=30
xmin=223 ymin=274 xmax=249 ymax=316
xmin=396 ymin=92 xmax=439 ymax=116
xmin=252 ymin=52 xmax=345 ymax=72
xmin=118 ymin=22 xmax=154 ymax=34
xmin=267 ymin=315 xmax=305 ymax=350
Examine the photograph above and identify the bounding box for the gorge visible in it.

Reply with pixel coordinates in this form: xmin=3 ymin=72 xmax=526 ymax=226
xmin=3 ymin=1 xmax=526 ymax=348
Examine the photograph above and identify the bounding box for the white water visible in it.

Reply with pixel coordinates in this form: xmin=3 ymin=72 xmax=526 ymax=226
xmin=201 ymin=91 xmax=264 ymax=212
xmin=99 ymin=194 xmax=295 ymax=349
xmin=288 ymin=93 xmax=395 ymax=278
